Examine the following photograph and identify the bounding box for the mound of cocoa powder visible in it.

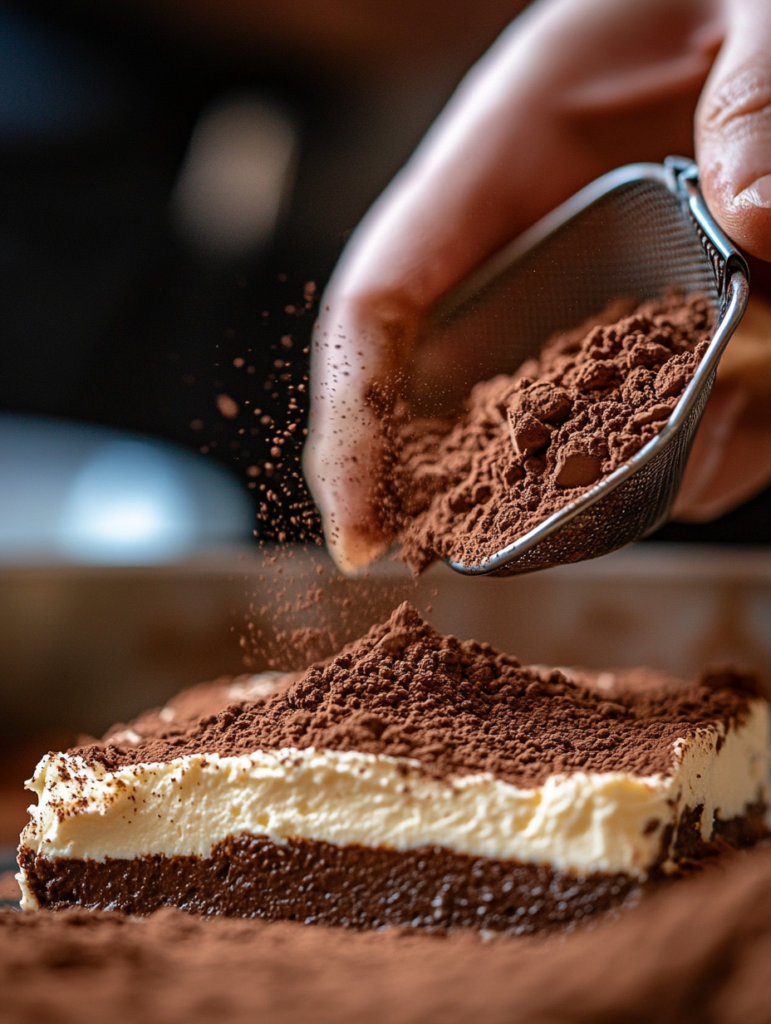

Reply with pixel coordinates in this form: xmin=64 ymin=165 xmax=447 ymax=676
xmin=79 ymin=603 xmax=758 ymax=788
xmin=388 ymin=293 xmax=714 ymax=571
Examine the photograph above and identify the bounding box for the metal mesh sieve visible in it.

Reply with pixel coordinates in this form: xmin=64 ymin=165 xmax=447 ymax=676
xmin=419 ymin=158 xmax=749 ymax=576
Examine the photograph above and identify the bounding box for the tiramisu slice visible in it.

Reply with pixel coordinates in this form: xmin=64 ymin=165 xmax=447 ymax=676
xmin=18 ymin=604 xmax=769 ymax=933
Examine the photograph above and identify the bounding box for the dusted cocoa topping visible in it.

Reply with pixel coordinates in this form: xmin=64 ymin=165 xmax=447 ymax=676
xmin=98 ymin=672 xmax=296 ymax=749
xmin=389 ymin=293 xmax=714 ymax=570
xmin=7 ymin=846 xmax=771 ymax=1024
xmin=76 ymin=603 xmax=758 ymax=788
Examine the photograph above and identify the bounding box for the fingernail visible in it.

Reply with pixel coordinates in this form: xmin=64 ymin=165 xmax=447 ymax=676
xmin=736 ymin=173 xmax=771 ymax=209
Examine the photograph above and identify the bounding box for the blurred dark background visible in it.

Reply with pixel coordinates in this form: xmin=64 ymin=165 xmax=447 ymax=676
xmin=0 ymin=0 xmax=529 ymax=543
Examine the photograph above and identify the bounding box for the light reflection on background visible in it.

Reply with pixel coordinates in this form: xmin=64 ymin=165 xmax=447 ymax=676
xmin=0 ymin=415 xmax=253 ymax=564
xmin=170 ymin=94 xmax=298 ymax=264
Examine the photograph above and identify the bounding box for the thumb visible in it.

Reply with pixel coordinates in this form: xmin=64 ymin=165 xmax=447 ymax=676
xmin=697 ymin=0 xmax=771 ymax=260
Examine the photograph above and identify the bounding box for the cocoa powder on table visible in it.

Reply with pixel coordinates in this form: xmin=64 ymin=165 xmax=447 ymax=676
xmin=388 ymin=293 xmax=714 ymax=571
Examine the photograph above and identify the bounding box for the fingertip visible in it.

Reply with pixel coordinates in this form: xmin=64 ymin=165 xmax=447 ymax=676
xmin=325 ymin=522 xmax=391 ymax=577
xmin=304 ymin=446 xmax=392 ymax=575
xmin=695 ymin=9 xmax=771 ymax=262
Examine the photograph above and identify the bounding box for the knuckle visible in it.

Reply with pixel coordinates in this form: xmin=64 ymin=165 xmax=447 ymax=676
xmin=700 ymin=65 xmax=771 ymax=135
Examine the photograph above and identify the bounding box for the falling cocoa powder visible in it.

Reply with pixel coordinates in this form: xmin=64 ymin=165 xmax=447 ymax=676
xmin=388 ymin=293 xmax=714 ymax=571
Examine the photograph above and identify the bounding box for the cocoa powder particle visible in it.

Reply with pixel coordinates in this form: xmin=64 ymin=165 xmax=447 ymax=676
xmin=77 ymin=603 xmax=757 ymax=788
xmin=389 ymin=293 xmax=714 ymax=570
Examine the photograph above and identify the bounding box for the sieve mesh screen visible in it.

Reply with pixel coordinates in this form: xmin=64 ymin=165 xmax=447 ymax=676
xmin=410 ymin=162 xmax=748 ymax=576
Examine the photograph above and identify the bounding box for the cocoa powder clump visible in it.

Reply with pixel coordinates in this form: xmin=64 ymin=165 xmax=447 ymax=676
xmin=77 ymin=603 xmax=757 ymax=788
xmin=388 ymin=293 xmax=714 ymax=571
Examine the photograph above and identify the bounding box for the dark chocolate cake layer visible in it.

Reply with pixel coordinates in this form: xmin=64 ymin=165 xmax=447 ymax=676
xmin=18 ymin=836 xmax=640 ymax=931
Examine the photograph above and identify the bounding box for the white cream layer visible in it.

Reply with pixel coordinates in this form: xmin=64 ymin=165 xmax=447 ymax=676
xmin=18 ymin=700 xmax=769 ymax=910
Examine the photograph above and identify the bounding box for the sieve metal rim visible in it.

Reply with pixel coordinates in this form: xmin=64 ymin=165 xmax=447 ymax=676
xmin=442 ymin=158 xmax=750 ymax=576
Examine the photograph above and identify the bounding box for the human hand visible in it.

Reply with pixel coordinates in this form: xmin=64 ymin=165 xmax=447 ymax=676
xmin=304 ymin=0 xmax=771 ymax=572
xmin=672 ymin=291 xmax=771 ymax=520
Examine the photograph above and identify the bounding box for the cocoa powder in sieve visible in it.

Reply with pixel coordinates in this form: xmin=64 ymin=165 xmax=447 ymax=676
xmin=388 ymin=293 xmax=714 ymax=571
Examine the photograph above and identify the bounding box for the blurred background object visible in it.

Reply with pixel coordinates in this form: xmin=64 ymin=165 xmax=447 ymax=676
xmin=170 ymin=94 xmax=298 ymax=264
xmin=0 ymin=415 xmax=252 ymax=563
xmin=0 ymin=0 xmax=526 ymax=497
